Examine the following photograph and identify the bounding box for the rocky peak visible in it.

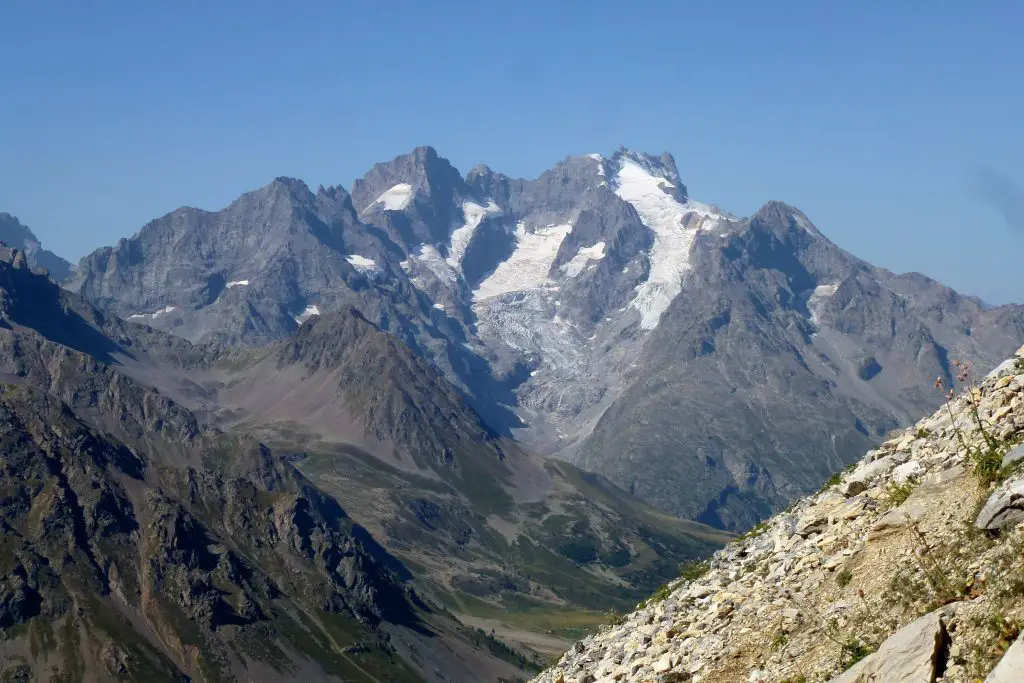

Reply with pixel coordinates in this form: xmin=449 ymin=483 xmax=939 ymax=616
xmin=0 ymin=213 xmax=72 ymax=282
xmin=750 ymin=200 xmax=828 ymax=241
xmin=465 ymin=163 xmax=513 ymax=206
xmin=352 ymin=145 xmax=466 ymax=210
xmin=350 ymin=146 xmax=474 ymax=250
xmin=608 ymin=147 xmax=688 ymax=204
xmin=277 ymin=306 xmax=498 ymax=462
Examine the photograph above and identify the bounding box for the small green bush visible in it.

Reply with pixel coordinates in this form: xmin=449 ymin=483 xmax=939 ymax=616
xmin=885 ymin=481 xmax=916 ymax=508
xmin=644 ymin=583 xmax=672 ymax=606
xmin=839 ymin=638 xmax=874 ymax=668
xmin=678 ymin=559 xmax=711 ymax=582
xmin=836 ymin=569 xmax=853 ymax=588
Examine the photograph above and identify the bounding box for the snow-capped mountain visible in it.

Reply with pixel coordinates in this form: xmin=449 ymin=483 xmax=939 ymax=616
xmin=61 ymin=146 xmax=1024 ymax=530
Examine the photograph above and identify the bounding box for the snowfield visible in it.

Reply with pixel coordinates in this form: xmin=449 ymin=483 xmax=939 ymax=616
xmin=129 ymin=306 xmax=176 ymax=320
xmin=345 ymin=254 xmax=380 ymax=272
xmin=562 ymin=241 xmax=606 ymax=277
xmin=294 ymin=304 xmax=320 ymax=324
xmin=613 ymin=158 xmax=725 ymax=329
xmin=364 ymin=183 xmax=413 ymax=212
xmin=808 ymin=283 xmax=839 ymax=325
xmin=473 ymin=222 xmax=572 ymax=301
xmin=448 ymin=200 xmax=500 ymax=271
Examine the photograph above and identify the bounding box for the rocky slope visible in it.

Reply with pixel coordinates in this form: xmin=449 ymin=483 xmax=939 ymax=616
xmin=124 ymin=305 xmax=732 ymax=657
xmin=0 ymin=213 xmax=71 ymax=281
xmin=531 ymin=348 xmax=1024 ymax=682
xmin=58 ymin=146 xmax=1024 ymax=531
xmin=0 ymin=248 xmax=541 ymax=682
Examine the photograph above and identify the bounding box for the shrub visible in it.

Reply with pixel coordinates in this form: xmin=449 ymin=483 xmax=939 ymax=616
xmin=679 ymin=559 xmax=711 ymax=582
xmin=885 ymin=481 xmax=916 ymax=508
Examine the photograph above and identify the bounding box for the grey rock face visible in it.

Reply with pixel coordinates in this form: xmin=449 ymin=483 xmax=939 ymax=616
xmin=827 ymin=605 xmax=955 ymax=682
xmin=60 ymin=146 xmax=1024 ymax=532
xmin=0 ymin=213 xmax=72 ymax=281
xmin=975 ymin=474 xmax=1024 ymax=531
xmin=986 ymin=631 xmax=1024 ymax=682
xmin=1002 ymin=442 xmax=1024 ymax=469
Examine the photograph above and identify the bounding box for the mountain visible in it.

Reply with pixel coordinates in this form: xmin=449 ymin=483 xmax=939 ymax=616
xmin=0 ymin=248 xmax=543 ymax=682
xmin=0 ymin=213 xmax=72 ymax=281
xmin=64 ymin=147 xmax=1024 ymax=531
xmin=531 ymin=346 xmax=1024 ymax=682
xmin=0 ymin=246 xmax=730 ymax=678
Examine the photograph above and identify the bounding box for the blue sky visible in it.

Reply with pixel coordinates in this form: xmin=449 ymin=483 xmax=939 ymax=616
xmin=2 ymin=1 xmax=1022 ymax=303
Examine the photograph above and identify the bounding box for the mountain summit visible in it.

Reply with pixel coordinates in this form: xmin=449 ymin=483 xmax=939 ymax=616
xmin=0 ymin=213 xmax=72 ymax=280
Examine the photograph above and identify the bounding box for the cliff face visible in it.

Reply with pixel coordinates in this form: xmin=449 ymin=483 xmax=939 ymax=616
xmin=532 ymin=348 xmax=1024 ymax=682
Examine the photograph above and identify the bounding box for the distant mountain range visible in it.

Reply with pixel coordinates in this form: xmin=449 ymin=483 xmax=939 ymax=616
xmin=43 ymin=145 xmax=1024 ymax=532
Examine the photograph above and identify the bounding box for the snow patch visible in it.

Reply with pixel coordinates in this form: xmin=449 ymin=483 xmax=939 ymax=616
xmin=614 ymin=158 xmax=725 ymax=329
xmin=447 ymin=200 xmax=500 ymax=270
xmin=473 ymin=222 xmax=572 ymax=301
xmin=294 ymin=304 xmax=321 ymax=325
xmin=226 ymin=280 xmax=249 ymax=288
xmin=562 ymin=241 xmax=607 ymax=277
xmin=432 ymin=302 xmax=445 ymax=311
xmin=414 ymin=245 xmax=458 ymax=289
xmin=345 ymin=254 xmax=380 ymax=272
xmin=808 ymin=283 xmax=839 ymax=325
xmin=792 ymin=212 xmax=824 ymax=237
xmin=363 ymin=183 xmax=413 ymax=212
xmin=129 ymin=306 xmax=176 ymax=320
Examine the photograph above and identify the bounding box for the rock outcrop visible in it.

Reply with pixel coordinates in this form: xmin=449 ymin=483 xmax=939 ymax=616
xmin=532 ymin=348 xmax=1024 ymax=682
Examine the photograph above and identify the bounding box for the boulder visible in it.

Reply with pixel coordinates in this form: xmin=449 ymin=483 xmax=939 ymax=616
xmin=844 ymin=456 xmax=894 ymax=497
xmin=868 ymin=485 xmax=934 ymax=538
xmin=975 ymin=475 xmax=1024 ymax=532
xmin=986 ymin=631 xmax=1024 ymax=682
xmin=827 ymin=604 xmax=956 ymax=682
xmin=892 ymin=461 xmax=924 ymax=484
xmin=987 ymin=357 xmax=1019 ymax=379
xmin=1001 ymin=443 xmax=1024 ymax=470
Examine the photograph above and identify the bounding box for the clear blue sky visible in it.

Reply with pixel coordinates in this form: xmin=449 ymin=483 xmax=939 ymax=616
xmin=2 ymin=1 xmax=1022 ymax=303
